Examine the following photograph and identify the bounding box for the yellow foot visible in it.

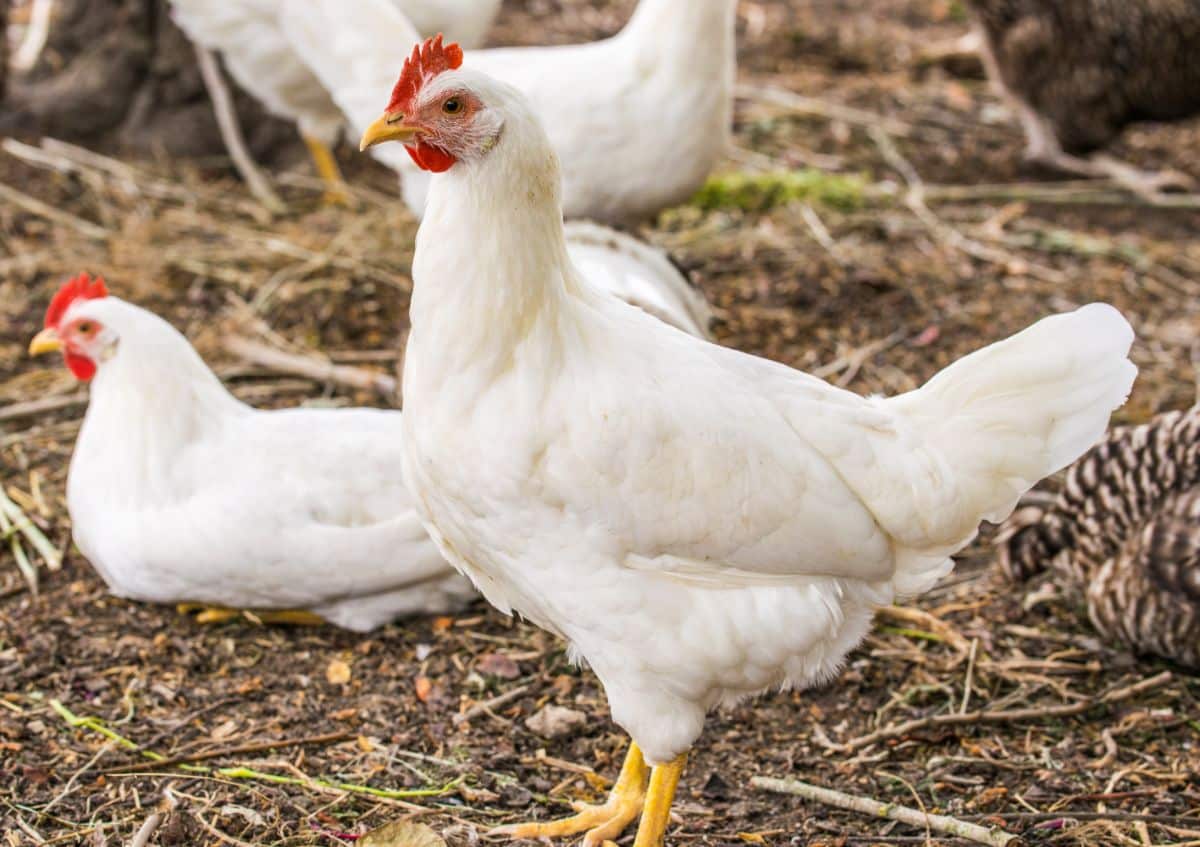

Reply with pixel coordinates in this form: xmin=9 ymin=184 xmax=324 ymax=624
xmin=633 ymin=753 xmax=686 ymax=847
xmin=303 ymin=134 xmax=354 ymax=206
xmin=491 ymin=743 xmax=648 ymax=847
xmin=176 ymin=604 xmax=326 ymax=626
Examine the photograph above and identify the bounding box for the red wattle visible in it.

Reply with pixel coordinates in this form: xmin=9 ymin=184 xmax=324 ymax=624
xmin=65 ymin=351 xmax=96 ymax=381
xmin=404 ymin=142 xmax=457 ymax=173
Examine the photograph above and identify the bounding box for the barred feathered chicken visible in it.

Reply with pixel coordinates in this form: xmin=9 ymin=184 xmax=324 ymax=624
xmin=967 ymin=0 xmax=1200 ymax=197
xmin=359 ymin=37 xmax=1136 ymax=847
xmin=998 ymin=407 xmax=1200 ymax=668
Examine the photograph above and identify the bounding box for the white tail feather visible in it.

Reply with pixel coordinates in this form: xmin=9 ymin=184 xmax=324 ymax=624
xmin=894 ymin=302 xmax=1136 ymax=529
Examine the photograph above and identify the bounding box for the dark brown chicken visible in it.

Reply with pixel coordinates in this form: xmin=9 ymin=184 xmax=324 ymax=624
xmin=967 ymin=0 xmax=1200 ymax=196
xmin=997 ymin=408 xmax=1200 ymax=668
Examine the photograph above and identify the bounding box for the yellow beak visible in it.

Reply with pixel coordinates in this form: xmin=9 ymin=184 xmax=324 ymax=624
xmin=359 ymin=113 xmax=420 ymax=151
xmin=29 ymin=327 xmax=63 ymax=357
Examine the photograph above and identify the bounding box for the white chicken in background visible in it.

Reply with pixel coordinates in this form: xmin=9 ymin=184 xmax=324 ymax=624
xmin=359 ymin=40 xmax=1138 ymax=846
xmin=399 ymin=0 xmax=501 ymax=52
xmin=284 ymin=0 xmax=736 ymax=222
xmin=25 ymin=263 xmax=710 ymax=630
xmin=167 ymin=0 xmax=501 ymax=199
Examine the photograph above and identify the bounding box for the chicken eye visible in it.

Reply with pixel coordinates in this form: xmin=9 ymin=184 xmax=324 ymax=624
xmin=76 ymin=321 xmax=93 ymax=335
xmin=442 ymin=98 xmax=462 ymax=115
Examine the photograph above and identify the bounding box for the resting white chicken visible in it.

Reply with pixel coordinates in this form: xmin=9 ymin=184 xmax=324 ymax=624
xmin=27 ymin=274 xmax=474 ymax=630
xmin=168 ymin=0 xmax=501 ymax=199
xmin=26 ymin=261 xmax=708 ymax=630
xmin=285 ymin=0 xmax=736 ymax=222
xmin=359 ymin=39 xmax=1139 ymax=846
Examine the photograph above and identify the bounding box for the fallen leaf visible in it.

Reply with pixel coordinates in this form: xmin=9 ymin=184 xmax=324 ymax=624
xmin=331 ymin=707 xmax=358 ymax=721
xmin=326 ymin=659 xmax=352 ymax=685
xmin=432 ymin=617 xmax=453 ymax=633
xmin=22 ymin=765 xmax=50 ymax=785
xmin=477 ymin=652 xmax=520 ymax=679
xmin=357 ymin=734 xmax=374 ymax=753
xmin=358 ymin=820 xmax=446 ymax=847
xmin=210 ymin=719 xmax=238 ymax=740
xmin=913 ymin=325 xmax=940 ymax=347
xmin=525 ymin=704 xmax=587 ymax=739
xmin=414 ymin=676 xmax=433 ymax=703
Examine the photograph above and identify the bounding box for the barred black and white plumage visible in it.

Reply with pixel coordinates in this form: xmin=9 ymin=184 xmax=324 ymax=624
xmin=997 ymin=407 xmax=1200 ymax=668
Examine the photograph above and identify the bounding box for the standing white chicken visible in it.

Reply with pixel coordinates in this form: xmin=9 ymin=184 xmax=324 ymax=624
xmin=285 ymin=0 xmax=736 ymax=222
xmin=167 ymin=0 xmax=501 ymax=199
xmin=360 ymin=40 xmax=1138 ymax=846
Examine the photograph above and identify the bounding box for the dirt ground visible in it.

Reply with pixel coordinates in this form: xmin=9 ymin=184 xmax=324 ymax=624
xmin=3 ymin=0 xmax=1200 ymax=844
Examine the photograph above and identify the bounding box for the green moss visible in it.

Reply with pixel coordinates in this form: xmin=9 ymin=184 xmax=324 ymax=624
xmin=690 ymin=169 xmax=867 ymax=213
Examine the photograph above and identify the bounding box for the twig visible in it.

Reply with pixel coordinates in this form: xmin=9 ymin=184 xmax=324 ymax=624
xmin=798 ymin=203 xmax=848 ymax=263
xmin=924 ymin=181 xmax=1200 ymax=210
xmin=739 ymin=83 xmax=913 ymax=137
xmin=104 ymin=730 xmax=354 ymax=774
xmin=193 ymin=45 xmax=286 ymax=215
xmin=193 ymin=812 xmax=256 ymax=847
xmin=839 ymin=670 xmax=1174 ymax=752
xmin=0 ymin=486 xmax=62 ymax=570
xmin=0 ymin=180 xmax=110 ymax=240
xmin=129 ymin=812 xmax=163 ymax=847
xmin=223 ymin=336 xmax=397 ymax=400
xmin=454 ymin=683 xmax=531 ymax=725
xmin=0 ymin=392 xmax=88 ymax=423
xmin=752 ymin=777 xmax=1015 ymax=846
xmin=0 ymin=501 xmax=37 ymax=596
xmin=867 ymin=126 xmax=1065 ymax=284
xmin=961 ymin=638 xmax=979 ymax=713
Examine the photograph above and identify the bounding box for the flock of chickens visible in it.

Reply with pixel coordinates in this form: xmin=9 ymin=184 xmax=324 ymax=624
xmin=18 ymin=0 xmax=1200 ymax=843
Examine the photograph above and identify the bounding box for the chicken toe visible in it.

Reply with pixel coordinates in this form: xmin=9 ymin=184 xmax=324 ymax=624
xmin=491 ymin=743 xmax=648 ymax=846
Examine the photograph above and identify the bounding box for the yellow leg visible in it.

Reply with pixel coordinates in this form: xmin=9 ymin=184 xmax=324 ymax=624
xmin=492 ymin=742 xmax=648 ymax=847
xmin=303 ymin=135 xmax=352 ymax=205
xmin=176 ymin=604 xmax=325 ymax=627
xmin=632 ymin=753 xmax=687 ymax=847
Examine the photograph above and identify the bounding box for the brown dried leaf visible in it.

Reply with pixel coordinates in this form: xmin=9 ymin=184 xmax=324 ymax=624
xmin=326 ymin=659 xmax=352 ymax=685
xmin=358 ymin=820 xmax=446 ymax=847
xmin=414 ymin=676 xmax=433 ymax=703
xmin=477 ymin=652 xmax=520 ymax=679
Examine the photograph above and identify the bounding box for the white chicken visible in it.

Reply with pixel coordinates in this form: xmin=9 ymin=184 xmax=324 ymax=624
xmin=284 ymin=0 xmax=736 ymax=222
xmin=27 ymin=273 xmax=474 ymax=630
xmin=26 ymin=260 xmax=709 ymax=630
xmin=167 ymin=0 xmax=501 ymax=199
xmin=359 ymin=40 xmax=1138 ymax=846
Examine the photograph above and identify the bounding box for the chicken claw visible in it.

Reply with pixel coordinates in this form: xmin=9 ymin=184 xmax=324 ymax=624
xmin=491 ymin=743 xmax=648 ymax=846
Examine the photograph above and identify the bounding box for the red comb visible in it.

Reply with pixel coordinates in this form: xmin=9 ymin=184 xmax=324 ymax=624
xmin=386 ymin=34 xmax=464 ymax=113
xmin=45 ymin=272 xmax=108 ymax=328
